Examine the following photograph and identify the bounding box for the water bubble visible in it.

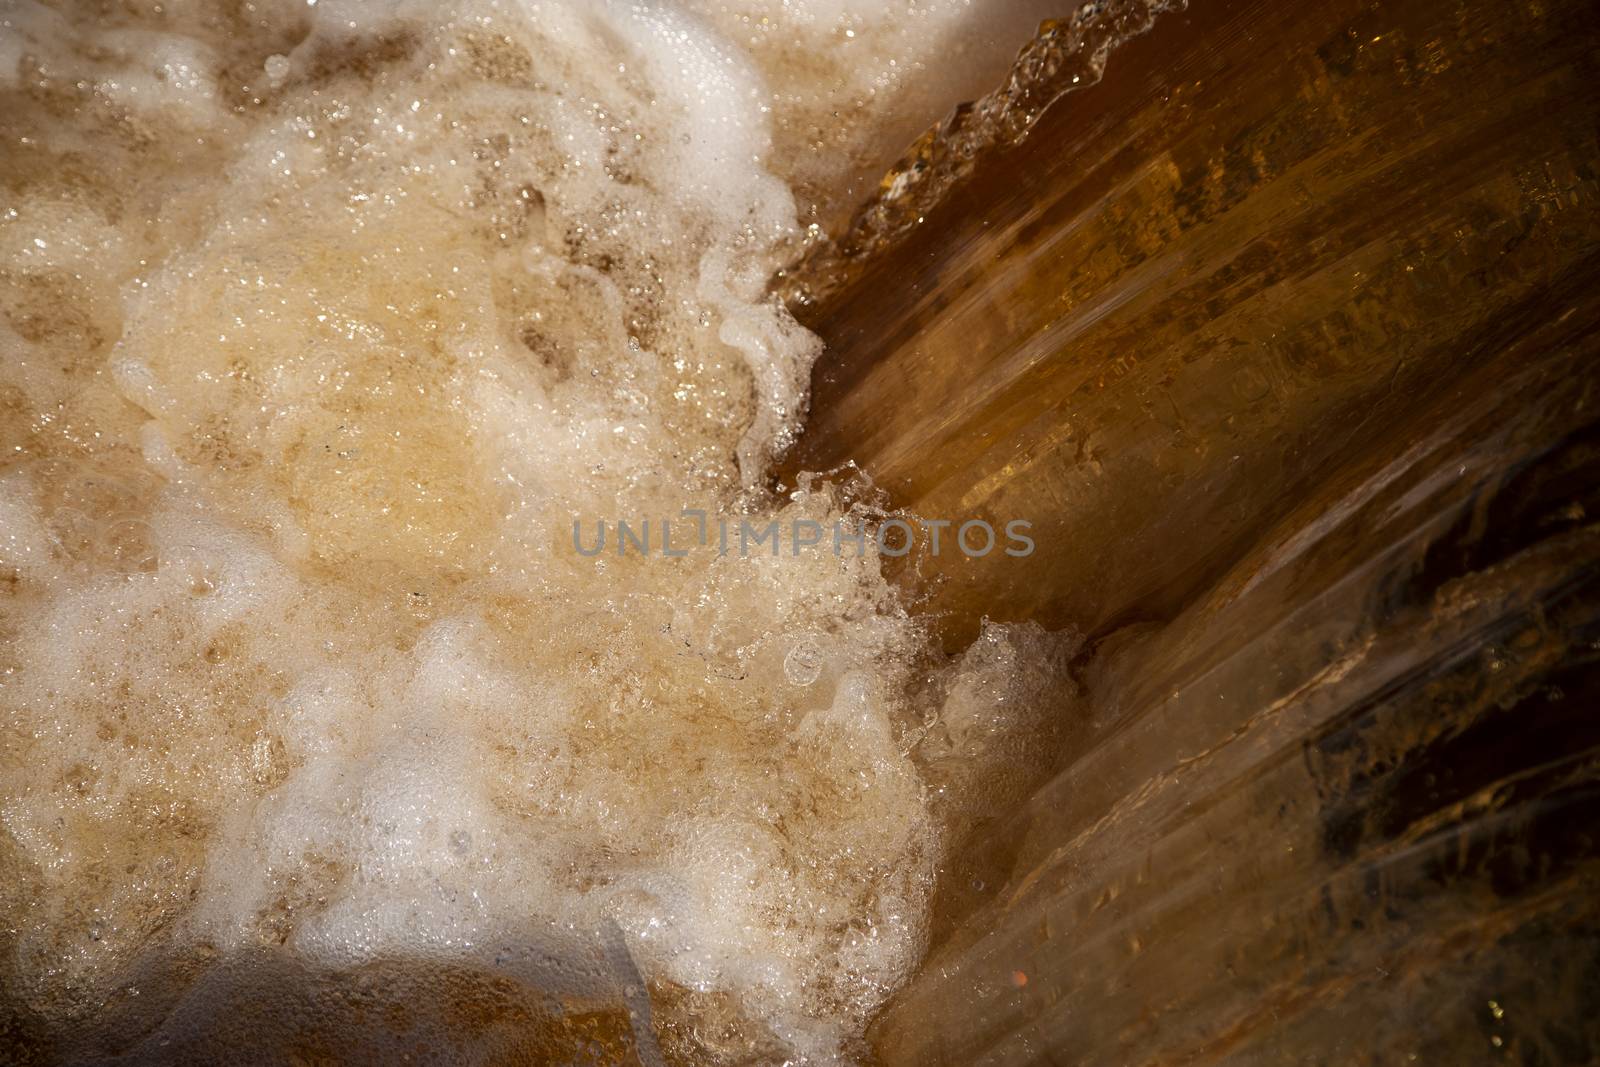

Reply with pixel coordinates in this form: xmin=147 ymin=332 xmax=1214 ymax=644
xmin=263 ymin=54 xmax=291 ymax=86
xmin=783 ymin=638 xmax=824 ymax=686
xmin=105 ymin=518 xmax=156 ymax=572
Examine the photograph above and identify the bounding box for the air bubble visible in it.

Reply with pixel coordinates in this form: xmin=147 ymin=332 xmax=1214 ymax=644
xmin=783 ymin=637 xmax=825 ymax=686
xmin=263 ymin=54 xmax=291 ymax=86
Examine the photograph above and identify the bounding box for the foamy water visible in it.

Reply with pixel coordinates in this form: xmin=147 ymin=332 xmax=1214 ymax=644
xmin=0 ymin=1 xmax=1076 ymax=1061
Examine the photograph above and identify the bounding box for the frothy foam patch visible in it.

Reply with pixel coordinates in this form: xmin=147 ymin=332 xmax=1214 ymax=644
xmin=0 ymin=0 xmax=1077 ymax=1061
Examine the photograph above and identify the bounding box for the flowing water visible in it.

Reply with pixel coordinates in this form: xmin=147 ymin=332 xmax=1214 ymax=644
xmin=0 ymin=1 xmax=1128 ymax=1061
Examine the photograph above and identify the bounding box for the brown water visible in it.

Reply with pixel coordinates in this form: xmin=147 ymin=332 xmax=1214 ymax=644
xmin=0 ymin=1 xmax=1113 ymax=1061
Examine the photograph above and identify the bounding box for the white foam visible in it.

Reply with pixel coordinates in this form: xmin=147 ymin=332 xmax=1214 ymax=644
xmin=0 ymin=1 xmax=1079 ymax=1060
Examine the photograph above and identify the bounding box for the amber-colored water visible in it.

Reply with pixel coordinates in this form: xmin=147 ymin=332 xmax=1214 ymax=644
xmin=779 ymin=0 xmax=1600 ymax=1062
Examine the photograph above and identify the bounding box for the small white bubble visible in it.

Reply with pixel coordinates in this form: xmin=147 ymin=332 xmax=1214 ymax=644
xmin=263 ymin=54 xmax=291 ymax=86
xmin=783 ymin=638 xmax=824 ymax=686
